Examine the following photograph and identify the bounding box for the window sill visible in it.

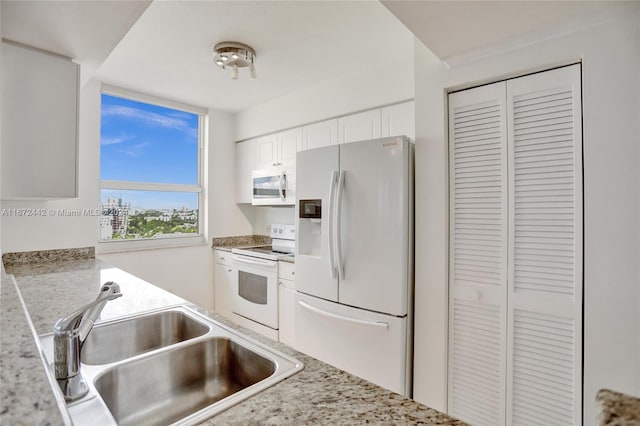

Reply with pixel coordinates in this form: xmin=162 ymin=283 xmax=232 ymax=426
xmin=97 ymin=235 xmax=207 ymax=254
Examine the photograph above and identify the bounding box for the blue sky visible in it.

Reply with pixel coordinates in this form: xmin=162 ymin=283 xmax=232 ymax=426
xmin=100 ymin=94 xmax=199 ymax=210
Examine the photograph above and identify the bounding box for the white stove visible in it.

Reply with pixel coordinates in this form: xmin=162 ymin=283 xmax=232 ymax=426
xmin=229 ymin=224 xmax=295 ymax=331
xmin=231 ymin=224 xmax=295 ymax=261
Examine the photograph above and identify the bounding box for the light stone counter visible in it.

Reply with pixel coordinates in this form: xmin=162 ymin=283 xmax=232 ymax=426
xmin=2 ymin=255 xmax=462 ymax=425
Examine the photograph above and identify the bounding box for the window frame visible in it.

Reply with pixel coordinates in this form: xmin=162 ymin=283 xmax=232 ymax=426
xmin=98 ymin=85 xmax=207 ymax=252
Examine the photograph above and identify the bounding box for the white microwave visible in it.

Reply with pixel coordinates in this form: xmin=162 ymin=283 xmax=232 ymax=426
xmin=252 ymin=167 xmax=295 ymax=206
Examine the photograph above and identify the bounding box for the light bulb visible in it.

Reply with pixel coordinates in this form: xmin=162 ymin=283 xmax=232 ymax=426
xmin=249 ymin=63 xmax=256 ymax=80
xmin=231 ymin=64 xmax=239 ymax=80
xmin=216 ymin=60 xmax=224 ymax=66
xmin=220 ymin=55 xmax=228 ymax=61
xmin=231 ymin=53 xmax=239 ymax=60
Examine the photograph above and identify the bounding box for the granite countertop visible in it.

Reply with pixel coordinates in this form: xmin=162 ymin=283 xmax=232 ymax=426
xmin=597 ymin=389 xmax=640 ymax=425
xmin=212 ymin=235 xmax=295 ymax=263
xmin=1 ymin=254 xmax=460 ymax=425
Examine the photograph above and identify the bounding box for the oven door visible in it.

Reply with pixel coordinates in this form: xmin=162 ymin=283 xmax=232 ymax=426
xmin=231 ymin=255 xmax=279 ymax=329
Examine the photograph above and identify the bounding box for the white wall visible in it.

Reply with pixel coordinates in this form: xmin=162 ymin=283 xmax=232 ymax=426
xmin=234 ymin=58 xmax=414 ymax=141
xmin=98 ymin=244 xmax=214 ymax=311
xmin=252 ymin=206 xmax=295 ymax=235
xmin=412 ymin=11 xmax=640 ymax=424
xmin=206 ymin=110 xmax=253 ymax=238
xmin=412 ymin=40 xmax=449 ymax=412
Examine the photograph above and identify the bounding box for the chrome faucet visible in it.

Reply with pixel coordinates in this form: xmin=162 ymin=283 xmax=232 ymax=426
xmin=53 ymin=281 xmax=122 ymax=402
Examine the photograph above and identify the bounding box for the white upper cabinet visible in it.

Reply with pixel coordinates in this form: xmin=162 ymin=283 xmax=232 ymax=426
xmin=277 ymin=127 xmax=302 ymax=168
xmin=255 ymin=134 xmax=278 ymax=170
xmin=301 ymin=118 xmax=338 ymax=151
xmin=382 ymin=101 xmax=415 ymax=140
xmin=255 ymin=128 xmax=301 ymax=170
xmin=338 ymin=109 xmax=381 ymax=144
xmin=235 ymin=139 xmax=256 ymax=204
xmin=1 ymin=42 xmax=79 ymax=199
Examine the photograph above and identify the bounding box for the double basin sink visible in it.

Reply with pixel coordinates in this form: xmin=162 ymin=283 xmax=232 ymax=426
xmin=39 ymin=305 xmax=303 ymax=425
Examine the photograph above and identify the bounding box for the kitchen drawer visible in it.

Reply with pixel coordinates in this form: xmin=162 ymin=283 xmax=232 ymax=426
xmin=214 ymin=249 xmax=232 ymax=266
xmin=278 ymin=261 xmax=296 ymax=281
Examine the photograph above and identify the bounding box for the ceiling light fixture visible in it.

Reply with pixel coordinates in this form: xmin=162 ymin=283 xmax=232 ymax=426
xmin=213 ymin=41 xmax=256 ymax=80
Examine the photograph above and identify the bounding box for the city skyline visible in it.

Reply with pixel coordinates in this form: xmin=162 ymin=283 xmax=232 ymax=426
xmin=100 ymin=189 xmax=198 ymax=211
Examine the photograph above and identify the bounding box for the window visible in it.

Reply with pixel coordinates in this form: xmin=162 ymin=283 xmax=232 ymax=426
xmin=99 ymin=87 xmax=206 ymax=247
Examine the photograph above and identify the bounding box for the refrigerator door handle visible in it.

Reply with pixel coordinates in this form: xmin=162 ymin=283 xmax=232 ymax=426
xmin=298 ymin=300 xmax=389 ymax=329
xmin=328 ymin=171 xmax=339 ymax=279
xmin=335 ymin=170 xmax=345 ymax=279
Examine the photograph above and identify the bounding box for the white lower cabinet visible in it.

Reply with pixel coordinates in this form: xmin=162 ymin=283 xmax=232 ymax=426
xmin=214 ymin=250 xmax=234 ymax=319
xmin=278 ymin=261 xmax=296 ymax=348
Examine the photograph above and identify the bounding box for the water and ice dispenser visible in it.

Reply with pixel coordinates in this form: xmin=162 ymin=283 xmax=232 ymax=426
xmin=298 ymin=199 xmax=322 ymax=257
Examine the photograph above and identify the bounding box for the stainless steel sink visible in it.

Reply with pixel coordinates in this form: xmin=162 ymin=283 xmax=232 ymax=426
xmin=82 ymin=310 xmax=210 ymax=364
xmin=95 ymin=338 xmax=276 ymax=426
xmin=38 ymin=306 xmax=303 ymax=425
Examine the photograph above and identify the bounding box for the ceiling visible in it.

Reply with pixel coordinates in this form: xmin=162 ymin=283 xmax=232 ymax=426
xmin=93 ymin=1 xmax=415 ymax=112
xmin=1 ymin=0 xmax=152 ymax=86
xmin=381 ymin=1 xmax=632 ymax=61
xmin=2 ymin=1 xmax=632 ymax=113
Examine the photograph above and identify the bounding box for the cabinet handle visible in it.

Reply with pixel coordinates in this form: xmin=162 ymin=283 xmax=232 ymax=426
xmin=227 ymin=269 xmax=232 ymax=273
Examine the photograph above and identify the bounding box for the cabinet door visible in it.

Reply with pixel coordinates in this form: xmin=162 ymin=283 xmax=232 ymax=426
xmin=2 ymin=42 xmax=79 ymax=199
xmin=277 ymin=127 xmax=301 ymax=168
xmin=255 ymin=134 xmax=277 ymax=170
xmin=448 ymin=81 xmax=508 ymax=426
xmin=214 ymin=262 xmax=235 ymax=319
xmin=278 ymin=282 xmax=296 ymax=348
xmin=302 ymin=119 xmax=338 ymax=151
xmin=338 ymin=109 xmax=381 ymax=144
xmin=235 ymin=139 xmax=256 ymax=203
xmin=505 ymin=64 xmax=582 ymax=426
xmin=381 ymin=101 xmax=415 ymax=140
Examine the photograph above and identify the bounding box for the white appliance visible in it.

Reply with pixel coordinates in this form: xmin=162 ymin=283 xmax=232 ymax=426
xmin=231 ymin=224 xmax=295 ymax=330
xmin=295 ymin=136 xmax=414 ymax=396
xmin=252 ymin=167 xmax=295 ymax=206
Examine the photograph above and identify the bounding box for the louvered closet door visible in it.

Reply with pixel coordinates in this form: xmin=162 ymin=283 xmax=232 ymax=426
xmin=506 ymin=64 xmax=583 ymax=426
xmin=448 ymin=82 xmax=508 ymax=426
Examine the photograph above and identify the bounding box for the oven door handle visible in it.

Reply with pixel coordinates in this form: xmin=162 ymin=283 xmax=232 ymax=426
xmin=232 ymin=256 xmax=277 ymax=268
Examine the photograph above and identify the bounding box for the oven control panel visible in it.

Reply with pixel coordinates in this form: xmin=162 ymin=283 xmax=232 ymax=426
xmin=271 ymin=223 xmax=295 ymax=241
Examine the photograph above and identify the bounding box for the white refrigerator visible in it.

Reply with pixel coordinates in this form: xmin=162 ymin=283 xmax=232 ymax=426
xmin=295 ymin=136 xmax=414 ymax=396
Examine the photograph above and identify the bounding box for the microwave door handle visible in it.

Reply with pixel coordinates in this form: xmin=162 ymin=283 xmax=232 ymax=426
xmin=279 ymin=172 xmax=285 ymax=200
xmin=335 ymin=170 xmax=345 ymax=280
xmin=328 ymin=171 xmax=338 ymax=279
